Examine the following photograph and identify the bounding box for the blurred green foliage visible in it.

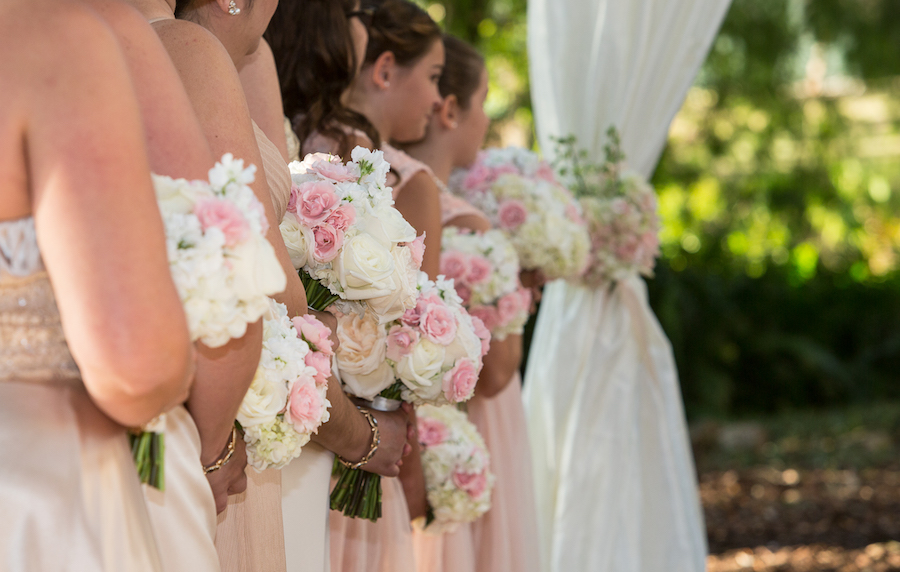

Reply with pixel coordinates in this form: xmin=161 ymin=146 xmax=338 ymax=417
xmin=429 ymin=0 xmax=900 ymax=418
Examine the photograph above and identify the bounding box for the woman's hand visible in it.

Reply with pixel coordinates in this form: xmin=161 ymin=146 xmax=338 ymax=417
xmin=204 ymin=435 xmax=248 ymax=514
xmin=361 ymin=403 xmax=415 ymax=477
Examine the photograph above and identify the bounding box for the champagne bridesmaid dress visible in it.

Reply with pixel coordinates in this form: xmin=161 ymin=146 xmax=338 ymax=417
xmin=0 ymin=216 xmax=164 ymax=572
xmin=214 ymin=121 xmax=291 ymax=572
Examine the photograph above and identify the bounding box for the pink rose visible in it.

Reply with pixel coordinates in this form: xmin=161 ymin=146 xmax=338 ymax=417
xmin=304 ymin=351 xmax=332 ymax=386
xmin=311 ymin=158 xmax=358 ymax=183
xmin=536 ymin=162 xmax=557 ymax=182
xmin=452 ymin=469 xmax=488 ymax=498
xmin=293 ymin=314 xmax=334 ymax=356
xmin=465 ymin=256 xmax=493 ymax=285
xmin=325 ymin=204 xmax=356 ymax=232
xmin=469 ymin=315 xmax=491 ymax=357
xmin=295 ymin=181 xmax=340 ymax=225
xmin=440 ymin=251 xmax=469 ymax=283
xmin=287 ymin=184 xmax=300 ymax=214
xmin=417 ymin=417 xmax=449 ymax=447
xmin=497 ymin=200 xmax=528 ymax=231
xmin=419 ymin=300 xmax=458 ymax=346
xmin=468 ymin=305 xmax=500 ymax=334
xmin=401 ymin=293 xmax=440 ymax=328
xmin=462 ymin=163 xmax=492 ymax=192
xmin=285 ymin=379 xmax=326 ymax=434
xmin=386 ymin=324 xmax=420 ymax=362
xmin=442 ymin=358 xmax=478 ymax=402
xmin=497 ymin=291 xmax=524 ymax=325
xmin=454 ymin=283 xmax=472 ymax=306
xmin=194 ymin=198 xmax=251 ymax=247
xmin=407 ymin=234 xmax=426 ymax=269
xmin=312 ymin=224 xmax=343 ymax=263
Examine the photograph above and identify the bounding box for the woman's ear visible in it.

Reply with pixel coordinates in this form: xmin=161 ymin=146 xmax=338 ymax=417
xmin=436 ymin=94 xmax=460 ymax=129
xmin=371 ymin=51 xmax=397 ymax=89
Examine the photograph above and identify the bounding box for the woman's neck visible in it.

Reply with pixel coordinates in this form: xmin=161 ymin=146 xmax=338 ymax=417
xmin=404 ymin=136 xmax=455 ymax=183
xmin=344 ymin=85 xmax=392 ymax=143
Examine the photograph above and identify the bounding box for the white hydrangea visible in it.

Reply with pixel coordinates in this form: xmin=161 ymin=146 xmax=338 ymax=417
xmin=153 ymin=153 xmax=286 ymax=348
xmin=449 ymin=147 xmax=591 ymax=281
xmin=238 ymin=299 xmax=332 ymax=471
xmin=416 ymin=405 xmax=494 ymax=534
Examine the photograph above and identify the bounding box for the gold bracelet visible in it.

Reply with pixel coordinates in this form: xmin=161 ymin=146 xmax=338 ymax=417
xmin=337 ymin=406 xmax=380 ymax=470
xmin=203 ymin=426 xmax=237 ymax=475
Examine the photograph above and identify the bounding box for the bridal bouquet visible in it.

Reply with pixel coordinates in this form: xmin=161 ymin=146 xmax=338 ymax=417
xmin=135 ymin=154 xmax=286 ymax=488
xmin=449 ymin=147 xmax=591 ymax=280
xmin=331 ymin=273 xmax=491 ymax=520
xmin=280 ymin=148 xmax=422 ymax=322
xmin=440 ymin=227 xmax=531 ymax=340
xmin=236 ymin=299 xmax=332 ymax=470
xmin=416 ymin=404 xmax=494 ymax=534
xmin=554 ymin=129 xmax=660 ymax=286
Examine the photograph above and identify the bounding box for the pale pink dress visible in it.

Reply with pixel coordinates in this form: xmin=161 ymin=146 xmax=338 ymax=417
xmin=214 ymin=121 xmax=290 ymax=572
xmin=412 ymin=192 xmax=541 ymax=572
xmin=304 ymin=131 xmax=417 ymax=572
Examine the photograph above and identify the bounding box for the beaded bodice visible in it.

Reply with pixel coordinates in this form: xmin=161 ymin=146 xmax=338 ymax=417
xmin=0 ymin=217 xmax=80 ymax=382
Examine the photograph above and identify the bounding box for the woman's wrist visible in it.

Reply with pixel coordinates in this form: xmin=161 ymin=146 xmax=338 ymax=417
xmin=202 ymin=425 xmax=238 ymax=474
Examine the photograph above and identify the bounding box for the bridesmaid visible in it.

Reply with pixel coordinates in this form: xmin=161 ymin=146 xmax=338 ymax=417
xmin=0 ymin=1 xmax=193 ymax=570
xmin=401 ymin=35 xmax=542 ymax=572
xmin=268 ymin=1 xmax=444 ymax=570
xmin=79 ymin=2 xmax=251 ymax=569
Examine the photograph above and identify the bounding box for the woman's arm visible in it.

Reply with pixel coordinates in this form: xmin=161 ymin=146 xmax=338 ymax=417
xmin=26 ymin=7 xmax=193 ymax=427
xmin=155 ymin=20 xmax=307 ymax=317
xmin=394 ymin=172 xmax=443 ymax=278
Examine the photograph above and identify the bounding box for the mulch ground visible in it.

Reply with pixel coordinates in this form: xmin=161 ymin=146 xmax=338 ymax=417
xmin=702 ymin=467 xmax=900 ymax=571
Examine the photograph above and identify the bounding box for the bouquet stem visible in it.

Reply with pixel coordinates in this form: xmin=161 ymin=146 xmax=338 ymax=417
xmin=300 ymin=270 xmax=340 ymax=311
xmin=329 ymin=382 xmax=404 ymax=521
xmin=130 ymin=430 xmax=165 ymax=490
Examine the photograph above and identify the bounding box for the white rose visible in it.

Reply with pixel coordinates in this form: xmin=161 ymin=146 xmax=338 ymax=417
xmin=395 ymin=339 xmax=445 ymax=398
xmin=279 ymin=215 xmax=314 ymax=269
xmin=229 ymin=235 xmax=287 ymax=300
xmin=356 ymin=207 xmax=417 ymax=246
xmin=237 ymin=371 xmax=289 ymax=428
xmin=366 ymin=246 xmax=418 ymax=323
xmin=334 ymin=232 xmax=396 ymax=300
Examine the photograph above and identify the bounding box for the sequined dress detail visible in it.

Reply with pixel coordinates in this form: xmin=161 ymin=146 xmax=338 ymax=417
xmin=0 ymin=216 xmax=164 ymax=572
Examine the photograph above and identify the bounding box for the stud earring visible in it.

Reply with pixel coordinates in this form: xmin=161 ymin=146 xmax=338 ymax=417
xmin=228 ymin=0 xmax=241 ymax=15
xmin=450 ymin=121 xmax=459 ymax=129
xmin=383 ymin=81 xmax=390 ymax=88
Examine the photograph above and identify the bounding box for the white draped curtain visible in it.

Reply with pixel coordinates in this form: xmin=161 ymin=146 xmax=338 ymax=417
xmin=524 ymin=1 xmax=731 ymax=571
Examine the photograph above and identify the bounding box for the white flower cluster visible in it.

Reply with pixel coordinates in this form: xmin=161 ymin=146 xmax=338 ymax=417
xmin=334 ymin=273 xmax=491 ymax=407
xmin=577 ymin=172 xmax=661 ymax=286
xmin=440 ymin=227 xmax=531 ymax=341
xmin=237 ymin=300 xmax=332 ymax=470
xmin=450 ymin=147 xmax=591 ymax=281
xmin=280 ymin=147 xmax=421 ymax=323
xmin=154 ymin=154 xmax=286 ymax=347
xmin=416 ymin=404 xmax=494 ymax=534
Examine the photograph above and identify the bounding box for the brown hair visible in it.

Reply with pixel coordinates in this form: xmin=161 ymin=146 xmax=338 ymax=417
xmin=266 ymin=0 xmax=379 ymax=158
xmin=439 ymin=35 xmax=485 ymax=111
xmin=363 ymin=0 xmax=442 ymax=67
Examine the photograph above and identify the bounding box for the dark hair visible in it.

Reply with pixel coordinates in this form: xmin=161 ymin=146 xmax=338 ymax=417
xmin=439 ymin=35 xmax=485 ymax=111
xmin=266 ymin=0 xmax=379 ymax=158
xmin=174 ymin=0 xmax=254 ymax=19
xmin=362 ymin=0 xmax=442 ymax=67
